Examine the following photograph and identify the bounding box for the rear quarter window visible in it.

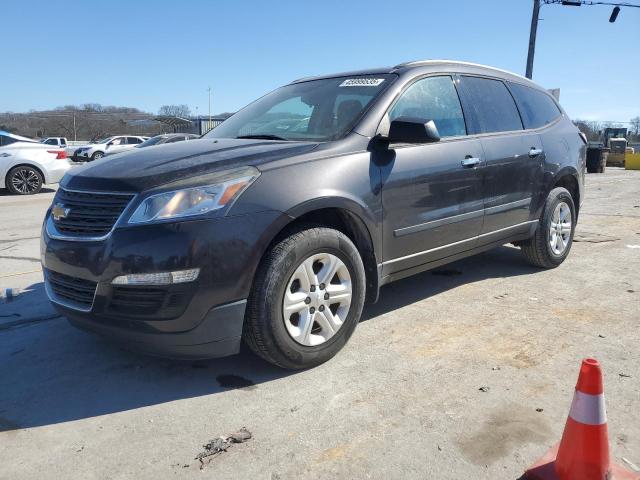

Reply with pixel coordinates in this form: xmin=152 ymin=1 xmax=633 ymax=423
xmin=0 ymin=135 xmax=18 ymax=147
xmin=459 ymin=76 xmax=523 ymax=134
xmin=508 ymin=82 xmax=562 ymax=129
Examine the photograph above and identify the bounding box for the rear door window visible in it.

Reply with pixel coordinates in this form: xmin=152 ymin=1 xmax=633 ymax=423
xmin=459 ymin=76 xmax=523 ymax=134
xmin=388 ymin=76 xmax=466 ymax=138
xmin=508 ymin=82 xmax=562 ymax=129
xmin=126 ymin=137 xmax=142 ymax=144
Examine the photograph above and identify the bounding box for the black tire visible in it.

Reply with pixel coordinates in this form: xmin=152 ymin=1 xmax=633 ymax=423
xmin=91 ymin=151 xmax=104 ymax=161
xmin=520 ymin=187 xmax=576 ymax=268
xmin=243 ymin=226 xmax=366 ymax=369
xmin=6 ymin=166 xmax=44 ymax=195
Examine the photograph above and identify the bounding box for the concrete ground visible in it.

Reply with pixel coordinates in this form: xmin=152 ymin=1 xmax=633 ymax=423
xmin=1 ymin=170 xmax=639 ymax=480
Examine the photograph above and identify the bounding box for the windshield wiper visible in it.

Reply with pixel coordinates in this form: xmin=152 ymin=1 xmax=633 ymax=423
xmin=236 ymin=134 xmax=289 ymax=141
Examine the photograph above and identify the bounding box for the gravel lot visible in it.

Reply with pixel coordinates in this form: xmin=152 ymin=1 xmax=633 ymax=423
xmin=1 ymin=169 xmax=639 ymax=479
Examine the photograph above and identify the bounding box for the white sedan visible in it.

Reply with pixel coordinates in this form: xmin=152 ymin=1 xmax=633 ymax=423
xmin=0 ymin=131 xmax=72 ymax=195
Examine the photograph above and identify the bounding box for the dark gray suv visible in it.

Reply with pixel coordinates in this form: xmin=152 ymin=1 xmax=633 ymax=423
xmin=41 ymin=60 xmax=586 ymax=369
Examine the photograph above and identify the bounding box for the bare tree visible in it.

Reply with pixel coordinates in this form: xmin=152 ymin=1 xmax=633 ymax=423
xmin=158 ymin=104 xmax=192 ymax=118
xmin=0 ymin=104 xmax=165 ymax=140
xmin=574 ymin=119 xmax=603 ymax=142
xmin=630 ymin=117 xmax=640 ymax=136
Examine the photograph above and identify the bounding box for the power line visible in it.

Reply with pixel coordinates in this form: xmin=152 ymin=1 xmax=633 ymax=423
xmin=544 ymin=1 xmax=640 ymax=7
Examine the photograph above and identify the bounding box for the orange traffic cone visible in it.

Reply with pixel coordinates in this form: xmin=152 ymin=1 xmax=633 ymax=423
xmin=526 ymin=358 xmax=639 ymax=480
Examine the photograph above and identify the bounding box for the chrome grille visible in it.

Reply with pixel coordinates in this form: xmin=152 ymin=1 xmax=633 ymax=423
xmin=51 ymin=188 xmax=134 ymax=237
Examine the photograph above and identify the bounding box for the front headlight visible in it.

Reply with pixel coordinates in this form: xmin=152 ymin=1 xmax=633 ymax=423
xmin=128 ymin=168 xmax=259 ymax=224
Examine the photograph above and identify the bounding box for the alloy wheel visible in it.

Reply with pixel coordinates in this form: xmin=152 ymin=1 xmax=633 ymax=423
xmin=282 ymin=252 xmax=352 ymax=346
xmin=11 ymin=168 xmax=40 ymax=194
xmin=549 ymin=201 xmax=572 ymax=255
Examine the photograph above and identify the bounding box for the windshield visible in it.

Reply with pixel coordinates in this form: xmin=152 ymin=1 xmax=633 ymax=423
xmin=137 ymin=135 xmax=167 ymax=148
xmin=205 ymin=74 xmax=396 ymax=142
xmin=94 ymin=136 xmax=114 ymax=144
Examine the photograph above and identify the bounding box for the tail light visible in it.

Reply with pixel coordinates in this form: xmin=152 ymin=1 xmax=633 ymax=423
xmin=578 ymin=132 xmax=588 ymax=145
xmin=47 ymin=150 xmax=68 ymax=160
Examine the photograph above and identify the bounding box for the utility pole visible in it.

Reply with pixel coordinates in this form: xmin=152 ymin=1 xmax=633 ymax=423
xmin=207 ymin=87 xmax=212 ymax=131
xmin=526 ymin=0 xmax=541 ymax=79
xmin=525 ymin=1 xmax=638 ymax=79
xmin=73 ymin=111 xmax=77 ymax=142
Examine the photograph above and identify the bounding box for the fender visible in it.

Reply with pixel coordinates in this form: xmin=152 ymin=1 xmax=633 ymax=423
xmin=285 ymin=193 xmax=381 ymax=257
xmin=284 ymin=194 xmax=382 ymax=303
xmin=542 ymin=164 xmax=577 ymax=189
xmin=536 ymin=165 xmax=581 ymax=219
xmin=545 ymin=165 xmax=581 ymax=196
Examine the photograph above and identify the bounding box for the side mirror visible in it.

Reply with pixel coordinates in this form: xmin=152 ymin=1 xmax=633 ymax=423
xmin=387 ymin=117 xmax=441 ymax=144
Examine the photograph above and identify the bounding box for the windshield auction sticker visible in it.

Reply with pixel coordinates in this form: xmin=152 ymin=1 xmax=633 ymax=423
xmin=339 ymin=78 xmax=385 ymax=87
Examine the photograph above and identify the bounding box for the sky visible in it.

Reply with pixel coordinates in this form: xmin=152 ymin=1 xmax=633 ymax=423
xmin=2 ymin=0 xmax=639 ymax=122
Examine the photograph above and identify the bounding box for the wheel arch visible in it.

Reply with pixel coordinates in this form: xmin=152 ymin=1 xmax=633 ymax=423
xmin=262 ymin=199 xmax=381 ymax=304
xmin=4 ymin=162 xmax=47 ymax=189
xmin=551 ymin=169 xmax=580 ymax=216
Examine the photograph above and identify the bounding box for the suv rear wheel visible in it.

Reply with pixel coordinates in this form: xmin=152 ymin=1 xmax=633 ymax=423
xmin=243 ymin=226 xmax=366 ymax=369
xmin=520 ymin=187 xmax=576 ymax=268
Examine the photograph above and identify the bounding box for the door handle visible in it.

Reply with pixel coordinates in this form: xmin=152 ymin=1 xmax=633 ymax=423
xmin=529 ymin=147 xmax=543 ymax=157
xmin=0 ymin=153 xmax=11 ymax=157
xmin=461 ymin=157 xmax=481 ymax=168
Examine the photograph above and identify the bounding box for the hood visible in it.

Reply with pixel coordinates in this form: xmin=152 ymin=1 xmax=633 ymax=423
xmin=62 ymin=138 xmax=319 ymax=192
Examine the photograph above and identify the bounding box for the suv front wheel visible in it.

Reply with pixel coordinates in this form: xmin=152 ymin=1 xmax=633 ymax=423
xmin=520 ymin=187 xmax=576 ymax=268
xmin=243 ymin=226 xmax=366 ymax=369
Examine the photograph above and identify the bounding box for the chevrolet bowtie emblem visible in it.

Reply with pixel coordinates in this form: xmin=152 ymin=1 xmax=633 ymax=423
xmin=51 ymin=203 xmax=71 ymax=221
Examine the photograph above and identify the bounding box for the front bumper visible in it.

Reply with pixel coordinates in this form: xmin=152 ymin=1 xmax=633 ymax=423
xmin=64 ymin=298 xmax=248 ymax=359
xmin=72 ymin=151 xmax=91 ymax=162
xmin=41 ymin=210 xmax=290 ymax=359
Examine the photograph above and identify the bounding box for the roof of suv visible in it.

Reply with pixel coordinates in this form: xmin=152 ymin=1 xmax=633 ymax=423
xmin=291 ymin=59 xmax=538 ymax=89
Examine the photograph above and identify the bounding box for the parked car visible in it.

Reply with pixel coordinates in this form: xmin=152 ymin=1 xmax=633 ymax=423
xmin=1 ymin=131 xmax=71 ymax=194
xmin=72 ymin=136 xmax=148 ymax=162
xmin=41 ymin=137 xmax=68 ymax=148
xmin=103 ymin=133 xmax=199 ymax=156
xmin=0 ymin=131 xmax=40 ymax=146
xmin=42 ymin=61 xmax=586 ymax=368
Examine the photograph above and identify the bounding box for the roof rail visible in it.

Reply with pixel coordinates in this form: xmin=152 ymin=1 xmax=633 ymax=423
xmin=392 ymin=59 xmax=529 ymax=81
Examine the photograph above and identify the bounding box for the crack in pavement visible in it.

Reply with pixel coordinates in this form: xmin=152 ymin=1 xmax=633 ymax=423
xmin=0 ymin=314 xmax=63 ymax=332
xmin=581 ymin=213 xmax=640 ymax=218
xmin=0 ymin=255 xmax=41 ymax=264
xmin=0 ymin=236 xmax=41 ymax=245
xmin=0 ymin=269 xmax=41 ymax=279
